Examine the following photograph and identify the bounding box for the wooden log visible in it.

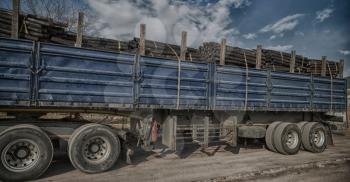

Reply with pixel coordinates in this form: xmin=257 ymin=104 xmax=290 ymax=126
xmin=339 ymin=59 xmax=344 ymax=78
xmin=321 ymin=56 xmax=326 ymax=76
xmin=180 ymin=31 xmax=187 ymax=61
xmin=219 ymin=38 xmax=226 ymax=65
xmin=256 ymin=45 xmax=262 ymax=69
xmin=139 ymin=24 xmax=146 ymax=55
xmin=75 ymin=12 xmax=84 ymax=47
xmin=290 ymin=50 xmax=296 ymax=73
xmin=11 ymin=0 xmax=20 ymax=38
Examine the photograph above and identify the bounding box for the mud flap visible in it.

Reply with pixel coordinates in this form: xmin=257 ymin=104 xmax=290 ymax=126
xmin=161 ymin=115 xmax=177 ymax=151
xmin=326 ymin=125 xmax=334 ymax=145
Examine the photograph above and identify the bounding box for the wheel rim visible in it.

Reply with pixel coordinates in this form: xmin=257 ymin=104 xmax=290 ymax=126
xmin=313 ymin=129 xmax=325 ymax=147
xmin=1 ymin=139 xmax=40 ymax=172
xmin=82 ymin=136 xmax=111 ymax=162
xmin=286 ymin=130 xmax=299 ymax=149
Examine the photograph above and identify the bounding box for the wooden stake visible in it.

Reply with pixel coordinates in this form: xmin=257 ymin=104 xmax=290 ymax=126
xmin=11 ymin=0 xmax=20 ymax=38
xmin=256 ymin=45 xmax=262 ymax=69
xmin=75 ymin=12 xmax=84 ymax=47
xmin=321 ymin=56 xmax=327 ymax=76
xmin=180 ymin=31 xmax=187 ymax=61
xmin=290 ymin=50 xmax=296 ymax=73
xmin=219 ymin=38 xmax=226 ymax=65
xmin=339 ymin=59 xmax=344 ymax=78
xmin=139 ymin=24 xmax=146 ymax=55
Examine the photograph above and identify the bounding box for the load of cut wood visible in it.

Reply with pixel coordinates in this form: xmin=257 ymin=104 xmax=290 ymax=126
xmin=0 ymin=9 xmax=341 ymax=77
xmin=263 ymin=49 xmax=339 ymax=77
xmin=198 ymin=42 xmax=340 ymax=77
xmin=129 ymin=38 xmax=202 ymax=61
xmin=0 ymin=9 xmax=67 ymax=41
xmin=198 ymin=42 xmax=267 ymax=67
xmin=50 ymin=32 xmax=132 ymax=52
xmin=0 ymin=9 xmax=131 ymax=52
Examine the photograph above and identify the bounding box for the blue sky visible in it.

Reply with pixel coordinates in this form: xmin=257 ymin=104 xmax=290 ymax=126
xmin=1 ymin=0 xmax=349 ymax=75
xmin=231 ymin=0 xmax=350 ymax=62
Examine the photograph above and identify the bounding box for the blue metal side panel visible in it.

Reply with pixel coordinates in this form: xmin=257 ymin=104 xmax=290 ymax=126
xmin=214 ymin=66 xmax=268 ymax=110
xmin=270 ymin=72 xmax=311 ymax=110
xmin=0 ymin=38 xmax=34 ymax=106
xmin=312 ymin=76 xmax=346 ymax=111
xmin=179 ymin=61 xmax=209 ymax=109
xmin=0 ymin=38 xmax=346 ymax=112
xmin=138 ymin=56 xmax=209 ymax=109
xmin=214 ymin=66 xmax=346 ymax=112
xmin=37 ymin=43 xmax=135 ymax=108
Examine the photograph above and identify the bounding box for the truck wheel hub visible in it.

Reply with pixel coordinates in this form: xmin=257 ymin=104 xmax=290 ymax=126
xmin=1 ymin=139 xmax=40 ymax=172
xmin=83 ymin=137 xmax=110 ymax=161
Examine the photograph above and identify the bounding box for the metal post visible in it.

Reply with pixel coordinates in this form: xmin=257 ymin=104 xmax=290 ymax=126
xmin=219 ymin=38 xmax=226 ymax=65
xmin=173 ymin=115 xmax=177 ymax=150
xmin=231 ymin=124 xmax=237 ymax=147
xmin=75 ymin=12 xmax=84 ymax=47
xmin=11 ymin=0 xmax=20 ymax=38
xmin=192 ymin=124 xmax=197 ymax=141
xmin=203 ymin=116 xmax=209 ymax=148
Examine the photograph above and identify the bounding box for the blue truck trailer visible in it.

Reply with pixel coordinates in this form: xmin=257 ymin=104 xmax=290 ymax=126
xmin=0 ymin=37 xmax=347 ymax=181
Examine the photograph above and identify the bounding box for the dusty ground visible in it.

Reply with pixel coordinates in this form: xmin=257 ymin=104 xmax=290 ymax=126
xmin=36 ymin=130 xmax=350 ymax=182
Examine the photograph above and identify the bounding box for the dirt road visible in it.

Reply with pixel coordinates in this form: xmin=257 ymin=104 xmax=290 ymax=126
xmin=36 ymin=130 xmax=350 ymax=182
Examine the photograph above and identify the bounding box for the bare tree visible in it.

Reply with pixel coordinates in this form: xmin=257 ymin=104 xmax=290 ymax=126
xmin=23 ymin=0 xmax=94 ymax=32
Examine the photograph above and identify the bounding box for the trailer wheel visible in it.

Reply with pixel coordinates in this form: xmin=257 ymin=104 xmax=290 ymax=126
xmin=273 ymin=123 xmax=301 ymax=155
xmin=301 ymin=122 xmax=327 ymax=153
xmin=265 ymin=121 xmax=282 ymax=152
xmin=68 ymin=124 xmax=120 ymax=173
xmin=0 ymin=124 xmax=53 ymax=181
xmin=297 ymin=121 xmax=308 ymax=149
xmin=297 ymin=121 xmax=308 ymax=131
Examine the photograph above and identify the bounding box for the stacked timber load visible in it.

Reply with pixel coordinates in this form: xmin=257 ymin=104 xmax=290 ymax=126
xmin=50 ymin=32 xmax=132 ymax=52
xmin=262 ymin=49 xmax=310 ymax=73
xmin=0 ymin=9 xmax=131 ymax=52
xmin=263 ymin=49 xmax=339 ymax=77
xmin=83 ymin=36 xmax=130 ymax=52
xmin=308 ymin=59 xmax=340 ymax=77
xmin=198 ymin=42 xmax=266 ymax=68
xmin=0 ymin=9 xmax=67 ymax=41
xmin=129 ymin=38 xmax=202 ymax=61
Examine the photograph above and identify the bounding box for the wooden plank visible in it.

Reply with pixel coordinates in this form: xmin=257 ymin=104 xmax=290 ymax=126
xmin=321 ymin=56 xmax=327 ymax=76
xmin=180 ymin=31 xmax=187 ymax=61
xmin=256 ymin=45 xmax=262 ymax=69
xmin=219 ymin=38 xmax=226 ymax=65
xmin=339 ymin=59 xmax=344 ymax=78
xmin=11 ymin=0 xmax=20 ymax=38
xmin=75 ymin=12 xmax=84 ymax=47
xmin=289 ymin=50 xmax=296 ymax=73
xmin=139 ymin=24 xmax=146 ymax=55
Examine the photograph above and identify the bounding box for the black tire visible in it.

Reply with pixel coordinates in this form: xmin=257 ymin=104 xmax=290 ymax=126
xmin=273 ymin=123 xmax=301 ymax=155
xmin=0 ymin=124 xmax=53 ymax=181
xmin=297 ymin=121 xmax=309 ymax=149
xmin=301 ymin=122 xmax=327 ymax=153
xmin=265 ymin=121 xmax=282 ymax=152
xmin=68 ymin=123 xmax=120 ymax=173
xmin=297 ymin=121 xmax=308 ymax=131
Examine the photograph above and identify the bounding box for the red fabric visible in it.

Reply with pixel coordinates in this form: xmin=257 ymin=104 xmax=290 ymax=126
xmin=151 ymin=118 xmax=158 ymax=143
